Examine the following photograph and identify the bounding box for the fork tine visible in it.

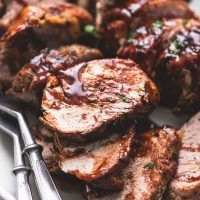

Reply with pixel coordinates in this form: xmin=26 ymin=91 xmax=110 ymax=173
xmin=0 ymin=104 xmax=19 ymax=118
xmin=0 ymin=97 xmax=61 ymax=200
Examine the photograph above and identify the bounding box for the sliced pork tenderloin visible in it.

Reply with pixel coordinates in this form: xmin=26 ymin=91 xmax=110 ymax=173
xmin=40 ymin=58 xmax=159 ymax=143
xmin=86 ymin=126 xmax=180 ymax=200
xmin=31 ymin=122 xmax=135 ymax=189
xmin=58 ymin=126 xmax=135 ymax=185
xmin=169 ymin=112 xmax=200 ymax=200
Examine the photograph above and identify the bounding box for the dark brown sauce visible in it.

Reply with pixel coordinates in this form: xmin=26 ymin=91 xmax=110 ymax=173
xmin=27 ymin=50 xmax=77 ymax=89
xmin=105 ymin=0 xmax=148 ymax=21
xmin=59 ymin=63 xmax=88 ymax=105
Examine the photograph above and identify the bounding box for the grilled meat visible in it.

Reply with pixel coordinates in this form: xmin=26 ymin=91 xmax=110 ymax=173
xmin=154 ymin=20 xmax=200 ymax=114
xmin=118 ymin=19 xmax=188 ymax=73
xmin=40 ymin=58 xmax=159 ymax=143
xmin=32 ymin=122 xmax=135 ymax=189
xmin=87 ymin=126 xmax=180 ymax=200
xmin=9 ymin=45 xmax=102 ymax=106
xmin=99 ymin=0 xmax=195 ymax=53
xmin=169 ymin=112 xmax=200 ymax=200
xmin=0 ymin=1 xmax=92 ymax=92
xmin=119 ymin=18 xmax=200 ymax=114
xmin=58 ymin=126 xmax=135 ymax=184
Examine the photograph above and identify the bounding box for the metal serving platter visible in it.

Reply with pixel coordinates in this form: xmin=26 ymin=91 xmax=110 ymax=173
xmin=0 ymin=1 xmax=199 ymax=200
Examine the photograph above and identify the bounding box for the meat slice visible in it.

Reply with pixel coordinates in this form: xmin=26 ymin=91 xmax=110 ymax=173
xmin=40 ymin=59 xmax=159 ymax=142
xmin=100 ymin=0 xmax=195 ymax=53
xmin=0 ymin=1 xmax=92 ymax=92
xmin=58 ymin=126 xmax=135 ymax=183
xmin=169 ymin=112 xmax=200 ymax=200
xmin=87 ymin=126 xmax=180 ymax=200
xmin=8 ymin=45 xmax=102 ymax=106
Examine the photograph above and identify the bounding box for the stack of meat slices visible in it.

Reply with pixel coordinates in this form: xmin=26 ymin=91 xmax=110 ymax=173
xmin=0 ymin=1 xmax=199 ymax=200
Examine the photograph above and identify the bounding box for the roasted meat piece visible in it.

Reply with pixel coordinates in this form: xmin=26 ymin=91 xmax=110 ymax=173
xmin=9 ymin=45 xmax=102 ymax=106
xmin=154 ymin=20 xmax=200 ymax=114
xmin=118 ymin=19 xmax=188 ymax=73
xmin=87 ymin=126 xmax=180 ymax=200
xmin=40 ymin=59 xmax=159 ymax=143
xmin=99 ymin=0 xmax=195 ymax=53
xmin=58 ymin=126 xmax=135 ymax=185
xmin=32 ymin=122 xmax=135 ymax=189
xmin=0 ymin=1 xmax=92 ymax=92
xmin=119 ymin=19 xmax=200 ymax=114
xmin=169 ymin=112 xmax=200 ymax=200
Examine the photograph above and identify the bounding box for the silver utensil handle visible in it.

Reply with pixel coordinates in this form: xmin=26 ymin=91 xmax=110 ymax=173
xmin=24 ymin=145 xmax=61 ymax=200
xmin=13 ymin=166 xmax=32 ymax=200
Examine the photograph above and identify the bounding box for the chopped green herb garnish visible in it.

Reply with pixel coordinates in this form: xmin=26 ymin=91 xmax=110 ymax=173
xmin=152 ymin=20 xmax=164 ymax=29
xmin=140 ymin=86 xmax=146 ymax=92
xmin=169 ymin=37 xmax=188 ymax=54
xmin=117 ymin=94 xmax=131 ymax=103
xmin=144 ymin=162 xmax=155 ymax=169
xmin=84 ymin=24 xmax=96 ymax=35
xmin=182 ymin=20 xmax=188 ymax=27
xmin=126 ymin=33 xmax=135 ymax=43
xmin=167 ymin=147 xmax=172 ymax=152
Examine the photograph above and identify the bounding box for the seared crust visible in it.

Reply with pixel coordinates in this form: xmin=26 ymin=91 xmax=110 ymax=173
xmin=154 ymin=20 xmax=200 ymax=114
xmin=169 ymin=112 xmax=200 ymax=200
xmin=100 ymin=0 xmax=195 ymax=52
xmin=119 ymin=18 xmax=200 ymax=114
xmin=87 ymin=126 xmax=180 ymax=200
xmin=40 ymin=58 xmax=159 ymax=142
xmin=8 ymin=45 xmax=102 ymax=106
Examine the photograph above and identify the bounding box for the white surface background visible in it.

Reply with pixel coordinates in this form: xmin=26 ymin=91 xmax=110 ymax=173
xmin=0 ymin=1 xmax=199 ymax=200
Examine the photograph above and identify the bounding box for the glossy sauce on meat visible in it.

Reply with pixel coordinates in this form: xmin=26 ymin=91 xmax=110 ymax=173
xmin=59 ymin=63 xmax=88 ymax=105
xmin=41 ymin=58 xmax=159 ymax=142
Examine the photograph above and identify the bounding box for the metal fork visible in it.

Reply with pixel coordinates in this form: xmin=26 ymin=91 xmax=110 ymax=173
xmin=0 ymin=115 xmax=32 ymax=200
xmin=0 ymin=98 xmax=61 ymax=200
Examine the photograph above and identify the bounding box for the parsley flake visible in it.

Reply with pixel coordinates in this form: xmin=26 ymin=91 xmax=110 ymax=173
xmin=182 ymin=20 xmax=188 ymax=27
xmin=140 ymin=86 xmax=146 ymax=92
xmin=169 ymin=37 xmax=188 ymax=54
xmin=117 ymin=94 xmax=131 ymax=103
xmin=167 ymin=147 xmax=172 ymax=152
xmin=84 ymin=24 xmax=96 ymax=35
xmin=152 ymin=20 xmax=164 ymax=29
xmin=144 ymin=162 xmax=155 ymax=169
xmin=126 ymin=33 xmax=135 ymax=43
